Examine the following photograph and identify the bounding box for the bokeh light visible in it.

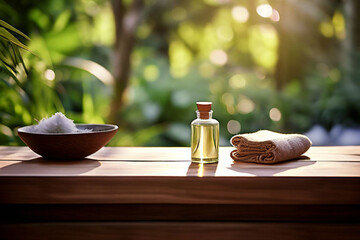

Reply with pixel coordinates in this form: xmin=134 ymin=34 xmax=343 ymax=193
xmin=248 ymin=24 xmax=278 ymax=71
xmin=0 ymin=125 xmax=12 ymax=136
xmin=143 ymin=65 xmax=159 ymax=82
xmin=169 ymin=40 xmax=192 ymax=77
xmin=237 ymin=95 xmax=255 ymax=114
xmin=270 ymin=9 xmax=280 ymax=22
xmin=210 ymin=49 xmax=228 ymax=66
xmin=222 ymin=92 xmax=234 ymax=105
xmin=171 ymin=7 xmax=186 ymax=21
xmin=332 ymin=11 xmax=345 ymax=39
xmin=229 ymin=74 xmax=246 ymax=89
xmin=44 ymin=69 xmax=55 ymax=81
xmin=222 ymin=93 xmax=235 ymax=114
xmin=319 ymin=21 xmax=334 ymax=38
xmin=199 ymin=62 xmax=215 ymax=77
xmin=256 ymin=4 xmax=273 ymax=18
xmin=1 ymin=0 xmax=357 ymax=148
xmin=216 ymin=25 xmax=234 ymax=42
xmin=231 ymin=6 xmax=249 ymax=23
xmin=269 ymin=107 xmax=282 ymax=121
xmin=227 ymin=120 xmax=241 ymax=134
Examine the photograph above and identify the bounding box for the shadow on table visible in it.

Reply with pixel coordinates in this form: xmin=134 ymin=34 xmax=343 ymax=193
xmin=186 ymin=162 xmax=218 ymax=176
xmin=227 ymin=155 xmax=315 ymax=176
xmin=0 ymin=157 xmax=101 ymax=175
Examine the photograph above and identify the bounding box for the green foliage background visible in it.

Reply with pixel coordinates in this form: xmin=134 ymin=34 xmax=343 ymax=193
xmin=0 ymin=0 xmax=359 ymax=146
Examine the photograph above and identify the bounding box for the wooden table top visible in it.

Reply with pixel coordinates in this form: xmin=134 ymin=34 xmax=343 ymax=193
xmin=0 ymin=146 xmax=359 ymax=177
xmin=0 ymin=146 xmax=359 ymax=205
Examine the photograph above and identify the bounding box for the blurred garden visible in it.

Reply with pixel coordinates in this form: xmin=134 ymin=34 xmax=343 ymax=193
xmin=0 ymin=0 xmax=360 ymax=146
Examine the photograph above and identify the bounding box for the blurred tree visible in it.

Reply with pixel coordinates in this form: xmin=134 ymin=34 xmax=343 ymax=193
xmin=0 ymin=0 xmax=360 ymax=147
xmin=110 ymin=0 xmax=144 ymax=124
xmin=343 ymin=0 xmax=360 ymax=82
xmin=341 ymin=0 xmax=360 ymax=125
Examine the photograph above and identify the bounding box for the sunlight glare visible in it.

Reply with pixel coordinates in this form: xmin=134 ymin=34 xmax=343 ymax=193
xmin=64 ymin=58 xmax=115 ymax=85
xmin=197 ymin=163 xmax=204 ymax=177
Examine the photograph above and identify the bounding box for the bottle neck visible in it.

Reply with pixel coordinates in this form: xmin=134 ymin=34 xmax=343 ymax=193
xmin=196 ymin=110 xmax=213 ymax=120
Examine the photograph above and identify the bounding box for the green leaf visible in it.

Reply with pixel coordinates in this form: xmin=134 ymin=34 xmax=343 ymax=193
xmin=0 ymin=49 xmax=16 ymax=72
xmin=0 ymin=62 xmax=18 ymax=83
xmin=53 ymin=10 xmax=71 ymax=32
xmin=0 ymin=54 xmax=17 ymax=73
xmin=11 ymin=43 xmax=28 ymax=75
xmin=0 ymin=27 xmax=30 ymax=51
xmin=6 ymin=41 xmax=21 ymax=67
xmin=0 ymin=19 xmax=30 ymax=41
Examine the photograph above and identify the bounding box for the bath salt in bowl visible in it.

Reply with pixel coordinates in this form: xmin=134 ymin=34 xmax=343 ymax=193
xmin=17 ymin=113 xmax=118 ymax=159
xmin=32 ymin=112 xmax=92 ymax=134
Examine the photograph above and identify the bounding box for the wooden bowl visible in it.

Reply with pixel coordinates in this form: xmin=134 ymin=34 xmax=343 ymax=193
xmin=17 ymin=124 xmax=118 ymax=159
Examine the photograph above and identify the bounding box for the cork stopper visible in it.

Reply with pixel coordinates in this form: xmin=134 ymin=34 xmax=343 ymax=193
xmin=196 ymin=102 xmax=212 ymax=119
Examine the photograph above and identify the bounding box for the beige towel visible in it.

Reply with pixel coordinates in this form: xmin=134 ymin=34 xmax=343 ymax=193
xmin=230 ymin=130 xmax=312 ymax=164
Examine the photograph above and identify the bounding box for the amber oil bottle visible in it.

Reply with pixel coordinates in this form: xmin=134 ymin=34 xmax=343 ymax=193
xmin=191 ymin=102 xmax=219 ymax=164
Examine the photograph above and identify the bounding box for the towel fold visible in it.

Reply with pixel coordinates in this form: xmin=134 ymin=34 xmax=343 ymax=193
xmin=230 ymin=130 xmax=312 ymax=164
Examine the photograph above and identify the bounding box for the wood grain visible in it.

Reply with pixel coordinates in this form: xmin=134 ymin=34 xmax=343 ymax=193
xmin=1 ymin=176 xmax=359 ymax=204
xmin=1 ymin=222 xmax=359 ymax=240
xmin=0 ymin=146 xmax=360 ymax=205
xmin=1 ymin=146 xmax=360 ymax=162
xmin=1 ymin=204 xmax=359 ymax=222
xmin=0 ymin=160 xmax=360 ymax=176
xmin=1 ymin=146 xmax=360 ymax=239
xmin=0 ymin=146 xmax=360 ymax=177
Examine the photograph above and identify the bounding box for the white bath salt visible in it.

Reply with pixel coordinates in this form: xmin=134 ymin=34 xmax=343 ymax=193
xmin=33 ymin=112 xmax=92 ymax=133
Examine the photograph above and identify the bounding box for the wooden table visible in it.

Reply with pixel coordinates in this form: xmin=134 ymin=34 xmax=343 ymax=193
xmin=0 ymin=146 xmax=359 ymax=239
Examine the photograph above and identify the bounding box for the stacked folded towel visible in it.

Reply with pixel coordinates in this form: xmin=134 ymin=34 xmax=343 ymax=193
xmin=230 ymin=130 xmax=312 ymax=164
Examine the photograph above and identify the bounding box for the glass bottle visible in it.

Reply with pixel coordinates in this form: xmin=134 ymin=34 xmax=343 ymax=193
xmin=191 ymin=102 xmax=219 ymax=164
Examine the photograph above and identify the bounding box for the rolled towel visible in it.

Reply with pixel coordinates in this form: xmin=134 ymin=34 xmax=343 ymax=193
xmin=230 ymin=130 xmax=312 ymax=164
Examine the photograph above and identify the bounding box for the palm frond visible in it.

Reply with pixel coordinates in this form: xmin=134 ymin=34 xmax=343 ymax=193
xmin=0 ymin=19 xmax=30 ymax=41
xmin=0 ymin=27 xmax=30 ymax=51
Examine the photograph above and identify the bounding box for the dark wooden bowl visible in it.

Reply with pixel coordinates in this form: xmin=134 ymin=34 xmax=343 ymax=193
xmin=17 ymin=124 xmax=118 ymax=159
